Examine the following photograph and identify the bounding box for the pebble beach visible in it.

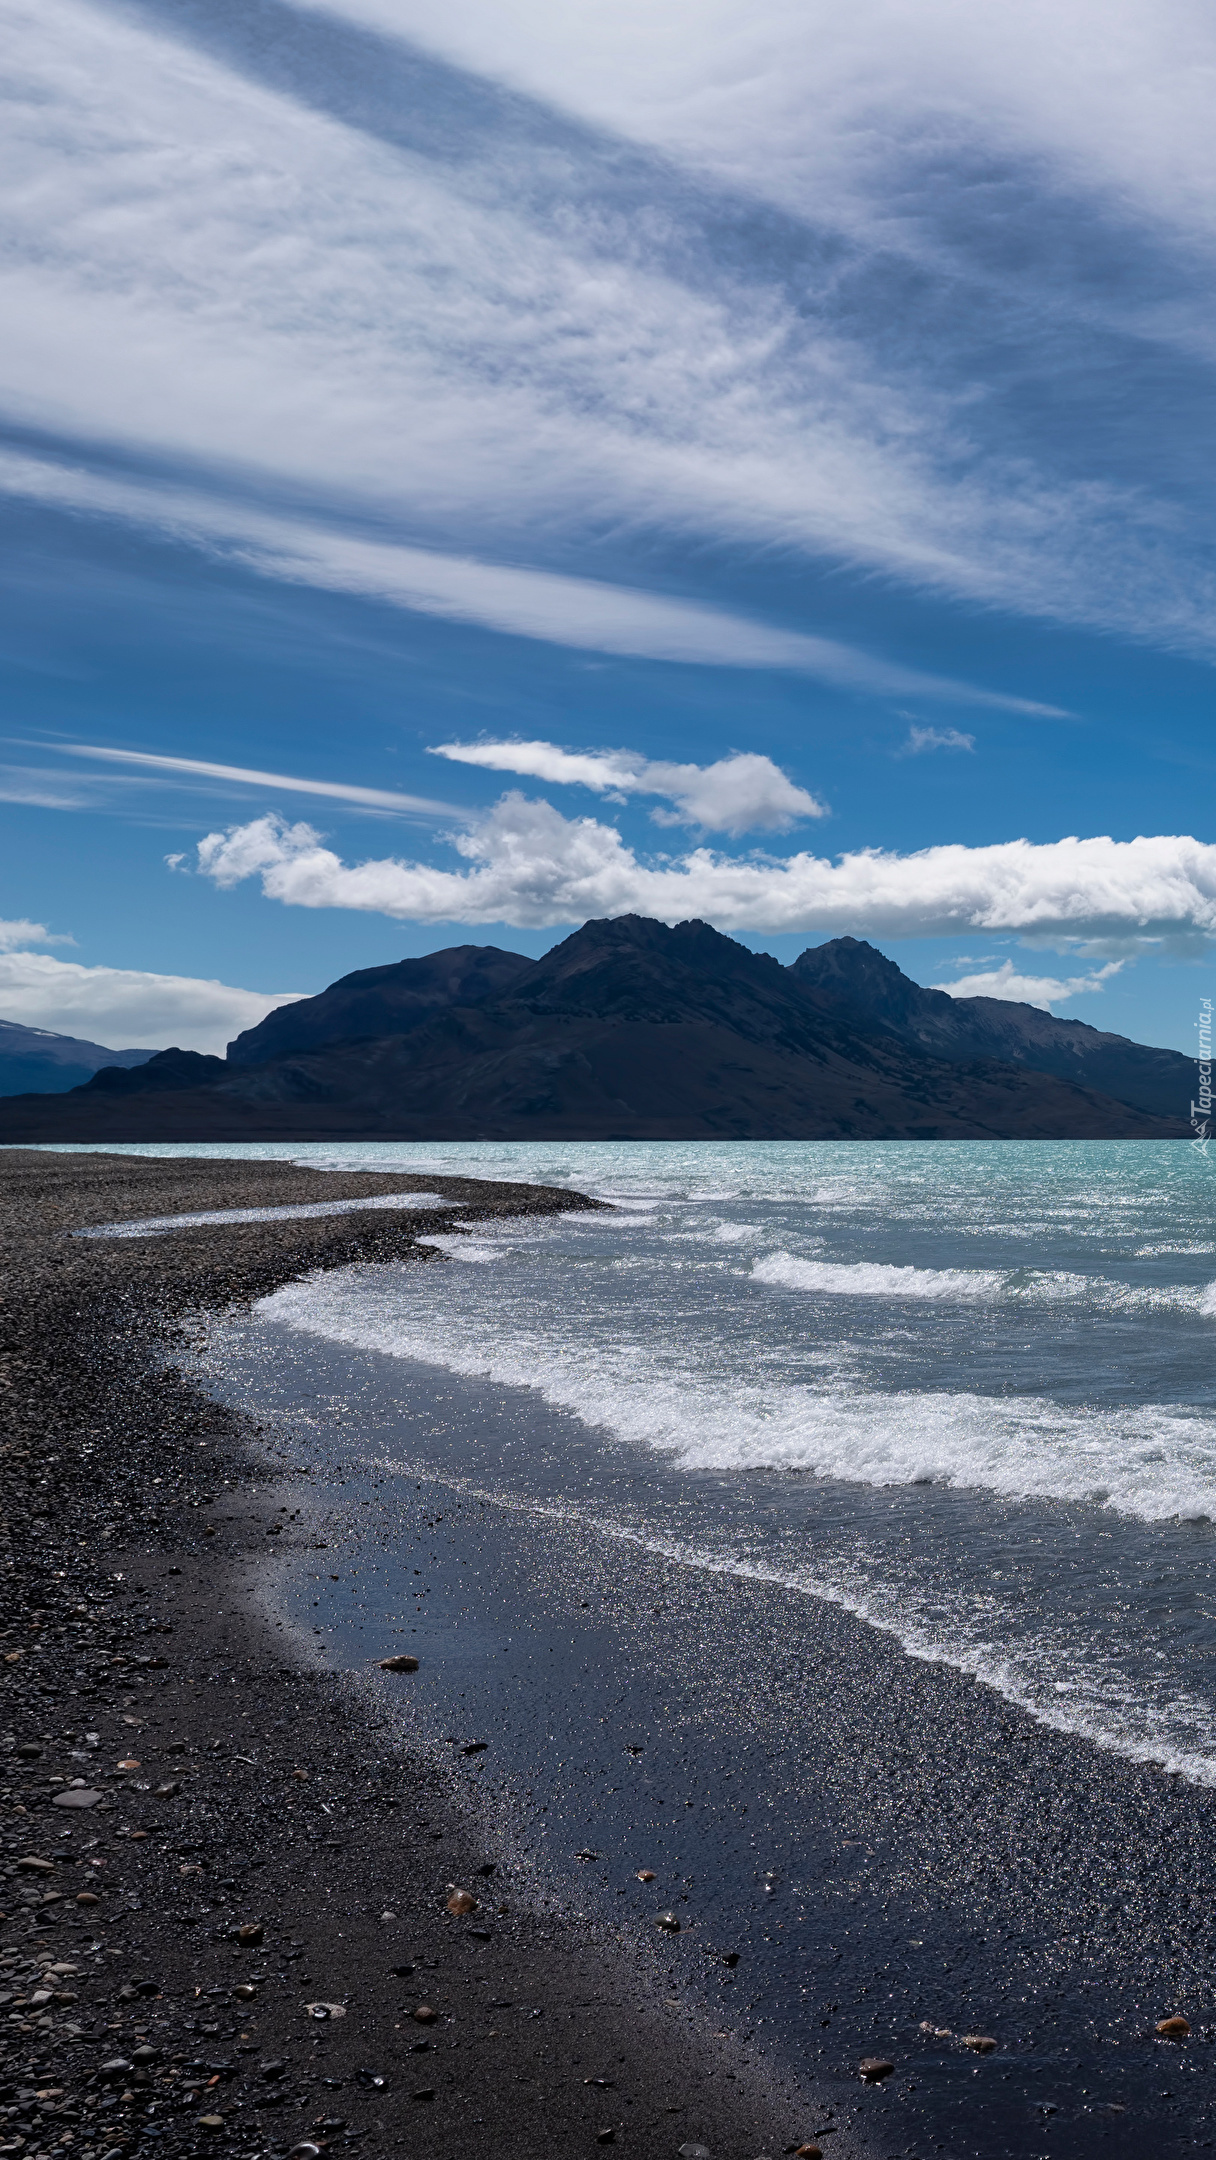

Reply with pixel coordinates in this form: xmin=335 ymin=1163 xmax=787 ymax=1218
xmin=0 ymin=1149 xmax=814 ymax=2160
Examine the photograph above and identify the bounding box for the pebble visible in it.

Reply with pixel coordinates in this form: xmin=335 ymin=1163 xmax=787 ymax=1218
xmin=963 ymin=2034 xmax=997 ymax=2053
xmin=412 ymin=2004 xmax=437 ymax=2024
xmin=794 ymin=2146 xmax=823 ymax=2157
xmin=446 ymin=1888 xmax=477 ymax=1915
xmin=858 ymin=2057 xmax=894 ymax=2082
xmin=238 ymin=1922 xmax=264 ymax=1945
xmin=1157 ymin=2015 xmax=1191 ymax=2038
xmin=677 ymin=2145 xmax=712 ymax=2158
xmin=197 ymin=2113 xmax=225 ymax=2130
xmin=52 ymin=1787 xmax=101 ymax=1808
xmin=288 ymin=2145 xmax=321 ymax=2158
xmin=636 ymin=1869 xmax=656 ymax=1882
xmin=596 ymin=2131 xmax=616 ymax=2145
xmin=656 ymin=1911 xmax=681 ymax=1932
xmin=378 ymin=1655 xmax=419 ymax=1673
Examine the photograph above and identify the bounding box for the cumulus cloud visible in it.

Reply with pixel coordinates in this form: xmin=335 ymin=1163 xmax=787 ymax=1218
xmin=0 ymin=919 xmax=69 ymax=953
xmin=932 ymin=959 xmax=1125 ymax=1009
xmin=191 ymin=796 xmax=1216 ymax=946
xmin=0 ymin=952 xmax=306 ymax=1054
xmin=429 ymin=741 xmax=824 ymax=831
xmin=900 ymin=725 xmax=976 ymax=755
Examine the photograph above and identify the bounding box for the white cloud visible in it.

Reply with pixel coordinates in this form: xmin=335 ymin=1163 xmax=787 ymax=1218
xmin=932 ymin=959 xmax=1125 ymax=1009
xmin=191 ymin=795 xmax=1216 ymax=946
xmin=429 ymin=740 xmax=825 ymax=830
xmin=0 ymin=452 xmax=1058 ymax=710
xmin=57 ymin=743 xmax=456 ymax=817
xmin=0 ymin=918 xmax=68 ymax=953
xmin=317 ymin=0 xmax=1216 ymax=257
xmin=900 ymin=725 xmax=975 ymax=755
xmin=0 ymin=0 xmax=1213 ymax=667
xmin=0 ymin=951 xmax=306 ymax=1054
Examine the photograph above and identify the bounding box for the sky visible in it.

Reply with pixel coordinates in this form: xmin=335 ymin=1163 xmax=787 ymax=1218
xmin=1 ymin=0 xmax=1215 ymax=1054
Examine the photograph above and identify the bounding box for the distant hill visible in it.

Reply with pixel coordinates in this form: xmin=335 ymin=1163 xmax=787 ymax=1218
xmin=0 ymin=917 xmax=1190 ymax=1141
xmin=791 ymin=937 xmax=1193 ymax=1123
xmin=0 ymin=1018 xmax=155 ymax=1098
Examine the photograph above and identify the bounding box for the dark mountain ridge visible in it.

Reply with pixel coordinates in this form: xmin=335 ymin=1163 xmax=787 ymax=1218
xmin=226 ymin=944 xmax=531 ymax=1065
xmin=792 ymin=937 xmax=1192 ymax=1122
xmin=0 ymin=916 xmax=1191 ymax=1141
xmin=0 ymin=1017 xmax=155 ymax=1099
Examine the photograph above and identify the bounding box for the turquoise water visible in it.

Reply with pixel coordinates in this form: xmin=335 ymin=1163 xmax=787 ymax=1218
xmin=66 ymin=1138 xmax=1216 ymax=1776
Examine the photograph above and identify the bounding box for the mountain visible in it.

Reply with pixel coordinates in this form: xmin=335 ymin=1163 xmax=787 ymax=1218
xmin=0 ymin=1018 xmax=155 ymax=1098
xmin=0 ymin=916 xmax=1188 ymax=1141
xmin=791 ymin=937 xmax=1194 ymax=1122
xmin=80 ymin=1047 xmax=227 ymax=1094
xmin=226 ymin=945 xmax=531 ymax=1064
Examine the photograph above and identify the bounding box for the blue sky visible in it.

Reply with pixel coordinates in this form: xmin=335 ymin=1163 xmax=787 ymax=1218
xmin=1 ymin=0 xmax=1214 ymax=1052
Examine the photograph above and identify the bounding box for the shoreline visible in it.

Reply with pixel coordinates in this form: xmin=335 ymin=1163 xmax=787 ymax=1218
xmin=8 ymin=1147 xmax=1216 ymax=2159
xmin=0 ymin=1148 xmax=826 ymax=2160
xmin=199 ymin=1314 xmax=1216 ymax=2160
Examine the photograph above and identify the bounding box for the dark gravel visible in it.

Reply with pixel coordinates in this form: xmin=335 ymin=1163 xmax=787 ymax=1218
xmin=0 ymin=1148 xmax=828 ymax=2160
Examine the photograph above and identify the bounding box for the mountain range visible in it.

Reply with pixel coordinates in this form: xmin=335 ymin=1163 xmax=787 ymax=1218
xmin=0 ymin=917 xmax=1195 ymax=1141
xmin=0 ymin=1018 xmax=154 ymax=1099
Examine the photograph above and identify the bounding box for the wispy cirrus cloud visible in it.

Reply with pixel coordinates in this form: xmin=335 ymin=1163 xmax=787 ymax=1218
xmin=429 ymin=741 xmax=825 ymax=831
xmin=0 ymin=452 xmax=1060 ymax=707
xmin=190 ymin=795 xmax=1216 ymax=949
xmin=899 ymin=726 xmax=976 ymax=756
xmin=3 ymin=0 xmax=1216 ymax=675
xmin=56 ymin=743 xmax=456 ymax=818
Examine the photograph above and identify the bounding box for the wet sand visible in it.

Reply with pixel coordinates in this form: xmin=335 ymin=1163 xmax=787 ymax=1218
xmin=200 ymin=1319 xmax=1216 ymax=2160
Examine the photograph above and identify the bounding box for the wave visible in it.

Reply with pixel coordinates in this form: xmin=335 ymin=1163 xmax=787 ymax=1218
xmin=753 ymin=1250 xmax=1216 ymax=1315
xmin=416 ymin=1234 xmax=505 ymax=1263
xmin=753 ymin=1252 xmax=1007 ymax=1299
xmin=258 ymin=1270 xmax=1216 ymax=1522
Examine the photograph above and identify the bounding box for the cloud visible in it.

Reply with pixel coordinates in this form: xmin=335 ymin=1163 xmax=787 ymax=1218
xmin=0 ymin=453 xmax=1059 ymax=710
xmin=0 ymin=951 xmax=306 ymax=1055
xmin=191 ymin=795 xmax=1216 ymax=946
xmin=55 ymin=743 xmax=456 ymax=817
xmin=0 ymin=918 xmax=71 ymax=953
xmin=429 ymin=740 xmax=825 ymax=830
xmin=932 ymin=959 xmax=1125 ymax=1009
xmin=900 ymin=725 xmax=976 ymax=755
xmin=2 ymin=0 xmax=1215 ymax=675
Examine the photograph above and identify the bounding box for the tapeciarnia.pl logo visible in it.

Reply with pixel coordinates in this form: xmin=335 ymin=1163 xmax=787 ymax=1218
xmin=1193 ymin=996 xmax=1212 ymax=1155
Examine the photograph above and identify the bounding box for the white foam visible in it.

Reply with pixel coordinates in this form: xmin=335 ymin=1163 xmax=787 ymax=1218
xmin=753 ymin=1252 xmax=1006 ymax=1299
xmin=76 ymin=1193 xmax=457 ymax=1239
xmin=257 ymin=1268 xmax=1216 ymax=1523
xmin=753 ymin=1251 xmax=1216 ymax=1316
xmin=417 ymin=1234 xmax=507 ymax=1263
